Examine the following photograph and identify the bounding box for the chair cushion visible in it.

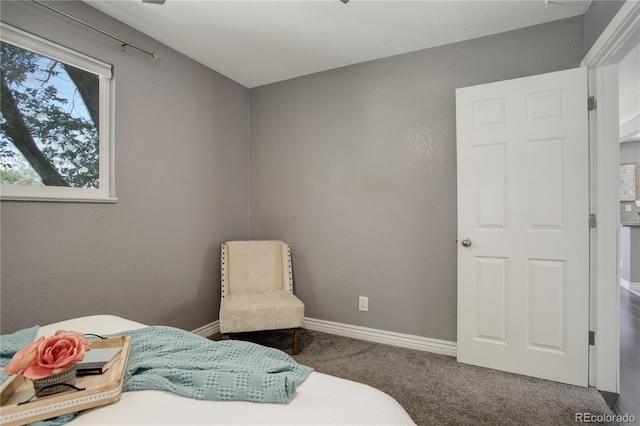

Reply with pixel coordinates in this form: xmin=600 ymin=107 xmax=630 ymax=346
xmin=219 ymin=290 xmax=304 ymax=334
xmin=225 ymin=241 xmax=289 ymax=294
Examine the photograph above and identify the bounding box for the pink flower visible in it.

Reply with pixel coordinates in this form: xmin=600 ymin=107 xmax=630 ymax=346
xmin=2 ymin=330 xmax=90 ymax=380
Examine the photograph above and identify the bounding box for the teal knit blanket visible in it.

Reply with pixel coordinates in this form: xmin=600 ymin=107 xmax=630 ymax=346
xmin=121 ymin=326 xmax=312 ymax=403
xmin=1 ymin=325 xmax=313 ymax=425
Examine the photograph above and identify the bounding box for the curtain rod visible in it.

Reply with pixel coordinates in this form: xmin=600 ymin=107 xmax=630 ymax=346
xmin=32 ymin=0 xmax=161 ymax=60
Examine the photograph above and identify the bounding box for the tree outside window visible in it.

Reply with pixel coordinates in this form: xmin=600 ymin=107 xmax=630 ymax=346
xmin=1 ymin=41 xmax=99 ymax=188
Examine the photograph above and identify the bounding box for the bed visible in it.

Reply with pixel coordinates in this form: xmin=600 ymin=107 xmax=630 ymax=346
xmin=20 ymin=315 xmax=415 ymax=425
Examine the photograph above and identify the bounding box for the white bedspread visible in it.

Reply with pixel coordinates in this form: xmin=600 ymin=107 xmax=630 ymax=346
xmin=37 ymin=315 xmax=415 ymax=425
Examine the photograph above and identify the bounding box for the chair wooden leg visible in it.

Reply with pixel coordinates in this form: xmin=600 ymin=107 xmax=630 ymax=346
xmin=220 ymin=334 xmax=229 ymax=340
xmin=292 ymin=328 xmax=302 ymax=355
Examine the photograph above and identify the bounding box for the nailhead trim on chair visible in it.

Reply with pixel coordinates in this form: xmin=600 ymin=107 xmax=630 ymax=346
xmin=287 ymin=244 xmax=293 ymax=292
xmin=221 ymin=243 xmax=227 ymax=298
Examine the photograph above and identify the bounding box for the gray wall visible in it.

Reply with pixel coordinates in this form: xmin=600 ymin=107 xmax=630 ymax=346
xmin=585 ymin=0 xmax=626 ymax=53
xmin=0 ymin=1 xmax=249 ymax=333
xmin=620 ymin=226 xmax=631 ymax=282
xmin=621 ymin=225 xmax=640 ymax=283
xmin=249 ymin=17 xmax=585 ymax=342
xmin=620 ymin=141 xmax=640 ymax=223
xmin=631 ymin=227 xmax=640 ymax=283
xmin=620 ymin=141 xmax=640 ymax=285
xmin=1 ymin=3 xmax=613 ymax=341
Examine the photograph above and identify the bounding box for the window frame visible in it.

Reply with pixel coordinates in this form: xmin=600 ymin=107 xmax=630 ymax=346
xmin=0 ymin=23 xmax=116 ymax=203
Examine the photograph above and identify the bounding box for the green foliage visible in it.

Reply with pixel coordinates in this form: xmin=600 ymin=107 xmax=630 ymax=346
xmin=0 ymin=41 xmax=99 ymax=188
xmin=0 ymin=168 xmax=43 ymax=185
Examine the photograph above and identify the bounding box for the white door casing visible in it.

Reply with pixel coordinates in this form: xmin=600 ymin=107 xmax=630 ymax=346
xmin=456 ymin=67 xmax=589 ymax=386
xmin=582 ymin=0 xmax=640 ymax=393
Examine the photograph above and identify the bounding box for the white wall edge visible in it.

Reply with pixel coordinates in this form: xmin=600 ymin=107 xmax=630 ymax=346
xmin=303 ymin=317 xmax=457 ymax=357
xmin=191 ymin=320 xmax=220 ymax=338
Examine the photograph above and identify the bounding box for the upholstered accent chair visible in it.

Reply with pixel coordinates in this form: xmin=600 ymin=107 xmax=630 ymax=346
xmin=219 ymin=240 xmax=305 ymax=354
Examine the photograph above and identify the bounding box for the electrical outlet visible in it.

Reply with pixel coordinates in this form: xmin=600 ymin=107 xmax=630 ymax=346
xmin=625 ymin=204 xmax=632 ymax=212
xmin=359 ymin=296 xmax=368 ymax=312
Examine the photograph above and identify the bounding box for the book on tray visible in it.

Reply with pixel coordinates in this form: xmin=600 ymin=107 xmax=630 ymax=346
xmin=77 ymin=347 xmax=122 ymax=376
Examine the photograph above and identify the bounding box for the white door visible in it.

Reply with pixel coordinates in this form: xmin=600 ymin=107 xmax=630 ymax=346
xmin=456 ymin=67 xmax=589 ymax=386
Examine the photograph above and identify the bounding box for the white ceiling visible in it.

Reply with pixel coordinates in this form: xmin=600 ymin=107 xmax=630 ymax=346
xmin=85 ymin=0 xmax=592 ymax=88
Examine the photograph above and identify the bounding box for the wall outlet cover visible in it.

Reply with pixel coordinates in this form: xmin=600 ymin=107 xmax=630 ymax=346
xmin=358 ymin=296 xmax=368 ymax=312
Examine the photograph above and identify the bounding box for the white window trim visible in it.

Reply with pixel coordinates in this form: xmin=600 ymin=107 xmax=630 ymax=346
xmin=0 ymin=23 xmax=117 ymax=203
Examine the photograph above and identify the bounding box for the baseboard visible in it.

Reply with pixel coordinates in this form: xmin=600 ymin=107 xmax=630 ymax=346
xmin=621 ymin=279 xmax=640 ymax=297
xmin=621 ymin=278 xmax=630 ymax=290
xmin=621 ymin=278 xmax=640 ymax=291
xmin=303 ymin=317 xmax=457 ymax=357
xmin=191 ymin=320 xmax=220 ymax=338
xmin=192 ymin=317 xmax=457 ymax=356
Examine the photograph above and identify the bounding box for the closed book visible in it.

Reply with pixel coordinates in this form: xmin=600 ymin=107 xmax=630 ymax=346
xmin=77 ymin=347 xmax=121 ymax=376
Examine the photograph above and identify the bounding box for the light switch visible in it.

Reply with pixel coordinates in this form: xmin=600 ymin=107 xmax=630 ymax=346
xmin=625 ymin=204 xmax=632 ymax=212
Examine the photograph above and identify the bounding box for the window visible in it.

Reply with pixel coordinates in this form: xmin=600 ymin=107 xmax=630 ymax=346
xmin=0 ymin=23 xmax=115 ymax=202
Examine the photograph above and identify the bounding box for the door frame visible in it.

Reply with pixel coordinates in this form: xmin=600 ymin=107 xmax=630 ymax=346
xmin=582 ymin=1 xmax=640 ymax=393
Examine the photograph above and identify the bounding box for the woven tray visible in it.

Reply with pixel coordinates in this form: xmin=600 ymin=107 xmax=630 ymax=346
xmin=0 ymin=335 xmax=131 ymax=426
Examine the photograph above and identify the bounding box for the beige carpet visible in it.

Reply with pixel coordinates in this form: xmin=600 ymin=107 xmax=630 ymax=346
xmin=227 ymin=329 xmax=616 ymax=426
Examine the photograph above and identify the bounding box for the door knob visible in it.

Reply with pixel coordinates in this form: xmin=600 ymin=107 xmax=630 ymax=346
xmin=461 ymin=238 xmax=472 ymax=248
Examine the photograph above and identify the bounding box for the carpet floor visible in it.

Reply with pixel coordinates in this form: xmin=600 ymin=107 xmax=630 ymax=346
xmin=228 ymin=329 xmax=616 ymax=426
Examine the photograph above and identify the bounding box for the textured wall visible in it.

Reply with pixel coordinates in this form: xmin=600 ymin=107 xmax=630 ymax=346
xmin=621 ymin=225 xmax=640 ymax=283
xmin=620 ymin=227 xmax=631 ymax=282
xmin=632 ymin=227 xmax=640 ymax=283
xmin=620 ymin=141 xmax=640 ymax=223
xmin=584 ymin=0 xmax=626 ymax=53
xmin=620 ymin=141 xmax=640 ymax=284
xmin=249 ymin=17 xmax=585 ymax=342
xmin=0 ymin=1 xmax=249 ymax=333
xmin=0 ymin=4 xmax=593 ymax=340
